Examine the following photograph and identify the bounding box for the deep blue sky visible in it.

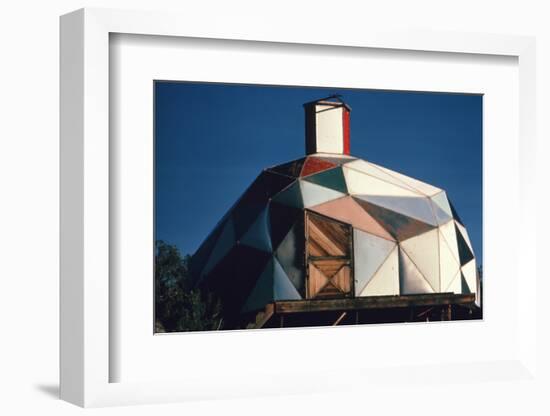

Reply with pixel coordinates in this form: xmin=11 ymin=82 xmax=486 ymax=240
xmin=155 ymin=82 xmax=483 ymax=264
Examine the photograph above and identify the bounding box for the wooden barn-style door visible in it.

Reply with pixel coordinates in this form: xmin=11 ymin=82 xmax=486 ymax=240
xmin=305 ymin=211 xmax=353 ymax=299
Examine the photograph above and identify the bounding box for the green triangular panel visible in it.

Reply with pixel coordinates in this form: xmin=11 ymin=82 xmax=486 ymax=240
xmin=202 ymin=218 xmax=236 ymax=275
xmin=303 ymin=167 xmax=348 ymax=193
xmin=273 ymin=258 xmax=302 ymax=301
xmin=271 ymin=181 xmax=303 ymax=208
xmin=275 ymin=218 xmax=306 ymax=295
xmin=455 ymin=223 xmax=474 ymax=266
xmin=240 ymin=207 xmax=272 ymax=252
xmin=241 ymin=258 xmax=275 ymax=313
xmin=269 ymin=201 xmax=302 ymax=250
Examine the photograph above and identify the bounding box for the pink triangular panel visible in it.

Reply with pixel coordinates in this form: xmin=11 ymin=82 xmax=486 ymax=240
xmin=309 ymin=196 xmax=395 ymax=241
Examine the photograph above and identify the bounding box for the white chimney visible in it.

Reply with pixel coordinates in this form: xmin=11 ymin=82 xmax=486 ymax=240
xmin=304 ymin=96 xmax=351 ymax=155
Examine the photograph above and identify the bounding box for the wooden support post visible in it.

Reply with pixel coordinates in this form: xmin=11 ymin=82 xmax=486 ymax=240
xmin=409 ymin=306 xmax=416 ymax=322
xmin=279 ymin=315 xmax=284 ymax=328
xmin=333 ymin=312 xmax=347 ymax=326
xmin=440 ymin=304 xmax=452 ymax=321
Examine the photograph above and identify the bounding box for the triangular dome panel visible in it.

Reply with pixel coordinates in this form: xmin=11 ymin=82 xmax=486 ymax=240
xmin=354 ymin=197 xmax=435 ymax=241
xmin=439 ymin=220 xmax=460 ymax=264
xmin=273 ymin=257 xmax=302 ymax=301
xmin=360 ymin=246 xmax=399 ymax=296
xmin=202 ymin=218 xmax=236 ymax=276
xmin=300 ymin=180 xmax=346 ymax=208
xmin=238 ymin=170 xmax=296 ymax=207
xmin=461 ymin=273 xmax=470 ymax=294
xmin=241 ymin=257 xmax=275 ymax=313
xmin=461 ymin=258 xmax=477 ymax=296
xmin=345 ymin=159 xmax=420 ymax=194
xmin=353 ymin=229 xmax=396 ymax=295
xmin=240 ymin=207 xmax=272 ymax=252
xmin=191 ymin=222 xmax=225 ymax=285
xmin=446 ymin=270 xmax=462 ymax=294
xmin=309 ymin=196 xmax=394 ymax=241
xmin=358 ymin=195 xmax=437 ymax=226
xmin=439 ymin=228 xmax=460 ymax=292
xmin=268 ymin=201 xmax=302 ymax=250
xmin=271 ymin=180 xmax=303 ymax=208
xmin=267 ymin=158 xmax=306 ymax=178
xmin=399 ymin=248 xmax=434 ymax=295
xmin=344 ymin=166 xmax=421 ymax=197
xmin=455 ymin=221 xmax=474 ymax=252
xmin=430 ymin=191 xmax=453 ymax=225
xmin=300 ymin=156 xmax=337 ymax=177
xmin=401 ymin=228 xmax=440 ymax=292
xmin=303 ymin=166 xmax=347 ymax=193
xmin=455 ymin=222 xmax=475 ymax=266
xmin=370 ymin=163 xmax=442 ymax=197
xmin=275 ymin=218 xmax=306 ymax=296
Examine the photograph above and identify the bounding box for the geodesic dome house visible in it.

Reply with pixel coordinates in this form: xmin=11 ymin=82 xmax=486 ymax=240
xmin=191 ymin=96 xmax=479 ymax=328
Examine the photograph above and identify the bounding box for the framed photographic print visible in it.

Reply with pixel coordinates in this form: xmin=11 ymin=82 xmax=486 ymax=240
xmin=153 ymin=82 xmax=483 ymax=334
xmin=60 ymin=7 xmax=537 ymax=408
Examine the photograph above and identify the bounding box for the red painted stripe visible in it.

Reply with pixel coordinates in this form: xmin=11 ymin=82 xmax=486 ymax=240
xmin=342 ymin=109 xmax=350 ymax=155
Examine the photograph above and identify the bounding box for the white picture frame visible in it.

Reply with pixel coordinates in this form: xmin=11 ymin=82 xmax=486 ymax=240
xmin=60 ymin=7 xmax=537 ymax=408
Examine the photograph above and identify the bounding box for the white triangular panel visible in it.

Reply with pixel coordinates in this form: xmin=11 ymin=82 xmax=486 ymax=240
xmin=240 ymin=208 xmax=272 ymax=252
xmin=430 ymin=191 xmax=453 ymax=225
xmin=343 ymin=166 xmax=421 ymax=197
xmin=370 ymin=163 xmax=442 ymax=197
xmin=401 ymin=229 xmax=440 ymax=292
xmin=273 ymin=258 xmax=301 ymax=301
xmin=345 ymin=160 xmax=420 ymax=194
xmin=440 ymin=220 xmax=460 ymax=263
xmin=353 ymin=229 xmax=396 ymax=295
xmin=399 ymin=248 xmax=434 ymax=294
xmin=445 ymin=270 xmax=462 ymax=294
xmin=299 ymin=180 xmax=345 ymax=208
xmin=360 ymin=246 xmax=399 ymax=296
xmin=439 ymin=230 xmax=460 ymax=291
xmin=359 ymin=195 xmax=437 ymax=226
xmin=461 ymin=258 xmax=477 ymax=297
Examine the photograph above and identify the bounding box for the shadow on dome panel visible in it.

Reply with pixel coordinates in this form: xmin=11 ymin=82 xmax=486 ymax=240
xmin=154 ymin=80 xmax=482 ymax=332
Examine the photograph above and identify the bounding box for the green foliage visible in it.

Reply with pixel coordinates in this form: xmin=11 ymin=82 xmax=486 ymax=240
xmin=155 ymin=240 xmax=222 ymax=332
